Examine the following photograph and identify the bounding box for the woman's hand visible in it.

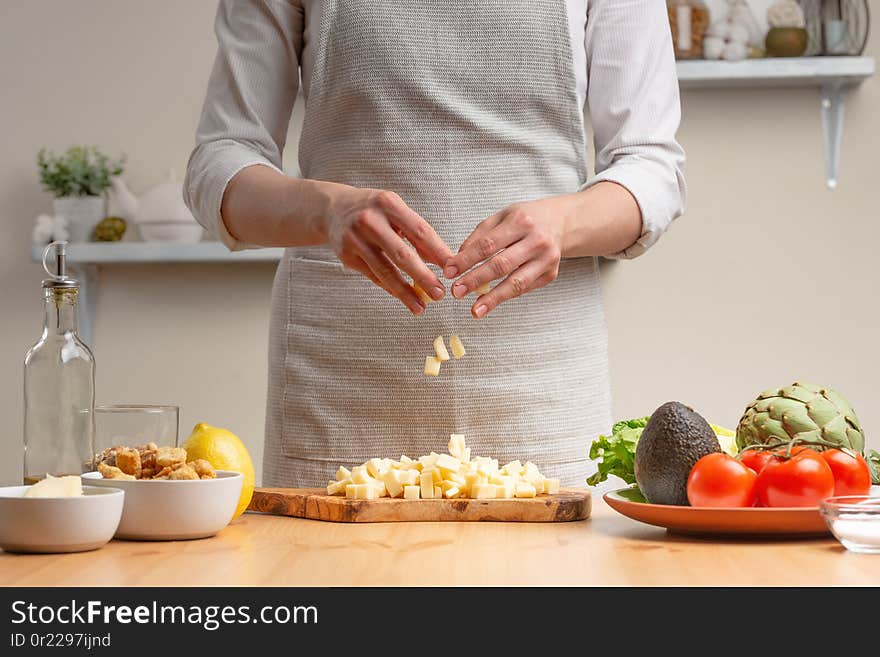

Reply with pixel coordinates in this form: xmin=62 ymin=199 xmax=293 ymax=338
xmin=327 ymin=187 xmax=453 ymax=315
xmin=442 ymin=198 xmax=565 ymax=318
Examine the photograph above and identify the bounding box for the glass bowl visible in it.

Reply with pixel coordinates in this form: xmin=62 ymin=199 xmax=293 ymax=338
xmin=820 ymin=496 xmax=880 ymax=554
xmin=94 ymin=404 xmax=179 ymax=461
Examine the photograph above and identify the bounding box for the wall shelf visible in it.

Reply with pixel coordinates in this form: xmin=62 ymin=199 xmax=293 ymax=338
xmin=31 ymin=242 xmax=284 ymax=345
xmin=676 ymin=57 xmax=875 ymax=188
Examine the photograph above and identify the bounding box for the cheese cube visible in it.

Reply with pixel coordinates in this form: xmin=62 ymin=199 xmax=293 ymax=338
xmin=434 ymin=486 xmax=443 ymax=499
xmin=476 ymin=282 xmax=491 ymax=295
xmin=370 ymin=481 xmax=388 ymax=497
xmin=515 ymin=483 xmax=537 ymax=498
xmin=472 ymin=483 xmax=497 ymax=499
xmin=502 ymin=460 xmax=523 ymax=476
xmin=412 ymin=283 xmax=432 ymax=305
xmin=433 ymin=336 xmax=450 ymax=362
xmin=424 ymin=356 xmax=441 ymax=376
xmin=443 ymin=485 xmax=461 ymax=499
xmin=497 ymin=481 xmax=515 ymax=498
xmin=351 ymin=465 xmax=373 ymax=485
xmin=420 ymin=472 xmax=435 ymax=499
xmin=346 ymin=484 xmax=380 ymax=500
xmin=336 ymin=466 xmax=351 ymax=482
xmin=366 ymin=458 xmax=386 ymax=478
xmin=403 ymin=485 xmax=420 ymax=500
xmin=398 ymin=470 xmax=419 ymax=486
xmin=327 ymin=478 xmax=351 ymax=495
xmin=435 ymin=453 xmax=461 ymax=472
xmin=399 ymin=455 xmax=412 ymax=464
xmin=449 ymin=335 xmax=466 ymax=359
xmin=544 ymin=478 xmax=560 ymax=495
xmin=382 ymin=470 xmax=404 ymax=498
xmin=419 ymin=453 xmax=439 ymax=468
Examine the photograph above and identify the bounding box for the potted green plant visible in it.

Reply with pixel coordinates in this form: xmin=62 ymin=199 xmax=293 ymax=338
xmin=37 ymin=146 xmax=124 ymax=242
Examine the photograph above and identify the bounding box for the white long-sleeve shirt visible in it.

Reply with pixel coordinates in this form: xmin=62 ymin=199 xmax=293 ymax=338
xmin=185 ymin=0 xmax=686 ymax=259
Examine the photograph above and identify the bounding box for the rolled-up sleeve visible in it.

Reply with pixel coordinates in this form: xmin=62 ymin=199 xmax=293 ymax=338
xmin=184 ymin=0 xmax=303 ymax=250
xmin=580 ymin=0 xmax=686 ymax=260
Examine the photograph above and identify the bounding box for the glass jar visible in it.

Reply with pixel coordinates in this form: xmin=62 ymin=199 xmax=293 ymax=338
xmin=23 ymin=242 xmax=95 ymax=483
xmin=668 ymin=0 xmax=711 ymax=60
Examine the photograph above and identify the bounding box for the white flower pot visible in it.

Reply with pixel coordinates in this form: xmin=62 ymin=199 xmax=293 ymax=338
xmin=53 ymin=196 xmax=105 ymax=243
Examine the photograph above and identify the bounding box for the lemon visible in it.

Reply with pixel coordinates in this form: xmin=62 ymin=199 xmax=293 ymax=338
xmin=711 ymin=423 xmax=738 ymax=456
xmin=183 ymin=422 xmax=255 ymax=519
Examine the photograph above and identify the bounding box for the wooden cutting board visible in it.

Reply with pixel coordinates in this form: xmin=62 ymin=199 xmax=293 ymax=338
xmin=248 ymin=488 xmax=591 ymax=523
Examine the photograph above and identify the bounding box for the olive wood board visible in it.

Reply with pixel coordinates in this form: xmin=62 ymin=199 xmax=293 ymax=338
xmin=248 ymin=487 xmax=591 ymax=523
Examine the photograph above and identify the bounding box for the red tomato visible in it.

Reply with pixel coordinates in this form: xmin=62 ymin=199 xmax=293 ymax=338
xmin=821 ymin=449 xmax=871 ymax=496
xmin=687 ymin=453 xmax=758 ymax=508
xmin=739 ymin=449 xmax=775 ymax=474
xmin=755 ymin=450 xmax=835 ymax=507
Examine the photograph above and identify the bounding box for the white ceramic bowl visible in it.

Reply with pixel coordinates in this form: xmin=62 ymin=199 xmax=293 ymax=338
xmin=0 ymin=485 xmax=124 ymax=554
xmin=82 ymin=470 xmax=243 ymax=540
xmin=137 ymin=222 xmax=204 ymax=243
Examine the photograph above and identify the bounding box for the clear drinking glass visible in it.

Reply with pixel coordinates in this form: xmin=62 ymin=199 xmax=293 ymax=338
xmin=94 ymin=405 xmax=179 ymax=464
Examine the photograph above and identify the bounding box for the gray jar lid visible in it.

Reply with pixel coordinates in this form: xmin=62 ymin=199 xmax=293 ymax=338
xmin=41 ymin=241 xmax=79 ymax=290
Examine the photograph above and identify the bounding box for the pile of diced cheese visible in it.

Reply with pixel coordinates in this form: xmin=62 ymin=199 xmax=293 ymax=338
xmin=327 ymin=434 xmax=560 ymax=501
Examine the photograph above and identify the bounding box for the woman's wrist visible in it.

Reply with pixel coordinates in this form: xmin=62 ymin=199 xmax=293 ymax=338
xmin=560 ymin=182 xmax=642 ymax=258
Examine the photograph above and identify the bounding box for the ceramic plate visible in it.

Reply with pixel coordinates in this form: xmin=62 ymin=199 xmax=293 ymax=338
xmin=604 ymin=487 xmax=829 ymax=537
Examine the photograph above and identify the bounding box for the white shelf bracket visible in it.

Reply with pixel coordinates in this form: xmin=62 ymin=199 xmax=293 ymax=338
xmin=819 ymin=82 xmax=851 ymax=190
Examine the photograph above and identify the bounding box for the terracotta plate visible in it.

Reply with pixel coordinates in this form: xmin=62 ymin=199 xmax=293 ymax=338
xmin=604 ymin=487 xmax=829 ymax=537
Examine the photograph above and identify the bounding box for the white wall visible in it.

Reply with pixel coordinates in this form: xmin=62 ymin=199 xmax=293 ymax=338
xmin=1 ymin=1 xmax=877 ymax=486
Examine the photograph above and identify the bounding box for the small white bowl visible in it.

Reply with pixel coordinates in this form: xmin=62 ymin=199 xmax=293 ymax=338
xmin=137 ymin=222 xmax=204 ymax=243
xmin=82 ymin=470 xmax=243 ymax=540
xmin=0 ymin=485 xmax=124 ymax=554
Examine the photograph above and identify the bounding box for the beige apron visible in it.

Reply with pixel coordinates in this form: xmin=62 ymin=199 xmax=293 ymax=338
xmin=262 ymin=0 xmax=611 ymax=487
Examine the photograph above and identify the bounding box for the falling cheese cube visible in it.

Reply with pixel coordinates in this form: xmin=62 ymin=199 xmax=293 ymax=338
xmin=544 ymin=478 xmax=561 ymax=495
xmin=449 ymin=335 xmax=466 ymax=359
xmin=515 ymin=483 xmax=537 ymax=498
xmin=403 ymin=485 xmax=420 ymax=500
xmin=424 ymin=356 xmax=441 ymax=376
xmin=420 ymin=472 xmax=435 ymax=499
xmin=433 ymin=336 xmax=450 ymax=362
xmin=412 ymin=283 xmax=433 ymax=305
xmin=382 ymin=470 xmax=404 ymax=498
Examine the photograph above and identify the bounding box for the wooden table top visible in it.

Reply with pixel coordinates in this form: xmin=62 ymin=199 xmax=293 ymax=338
xmin=1 ymin=500 xmax=877 ymax=587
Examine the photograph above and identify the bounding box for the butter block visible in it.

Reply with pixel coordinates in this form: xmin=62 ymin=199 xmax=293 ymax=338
xmin=403 ymin=485 xmax=420 ymax=500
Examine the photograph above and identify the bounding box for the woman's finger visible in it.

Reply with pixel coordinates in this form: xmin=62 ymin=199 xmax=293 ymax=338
xmin=376 ymin=191 xmax=453 ymax=267
xmin=471 ymin=258 xmax=556 ymax=318
xmin=449 ymin=236 xmax=534 ymax=299
xmin=350 ymin=232 xmax=426 ymax=314
xmin=454 ymin=211 xmax=503 ymax=260
xmin=357 ymin=211 xmax=446 ymax=301
xmin=443 ymin=217 xmax=530 ymax=281
xmin=339 ymin=253 xmax=392 ymax=294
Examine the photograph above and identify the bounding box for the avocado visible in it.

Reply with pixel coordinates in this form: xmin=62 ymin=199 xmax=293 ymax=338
xmin=634 ymin=401 xmax=721 ymax=506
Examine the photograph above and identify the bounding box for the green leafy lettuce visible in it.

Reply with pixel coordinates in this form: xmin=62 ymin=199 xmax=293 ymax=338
xmin=586 ymin=417 xmax=650 ymax=486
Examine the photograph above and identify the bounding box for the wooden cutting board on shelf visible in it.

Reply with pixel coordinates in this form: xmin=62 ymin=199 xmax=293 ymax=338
xmin=248 ymin=488 xmax=591 ymax=523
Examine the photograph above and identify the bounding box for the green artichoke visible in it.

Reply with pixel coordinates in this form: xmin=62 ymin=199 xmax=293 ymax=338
xmin=736 ymin=382 xmax=865 ymax=454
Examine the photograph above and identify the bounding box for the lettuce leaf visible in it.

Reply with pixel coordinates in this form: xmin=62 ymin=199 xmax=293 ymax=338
xmin=586 ymin=417 xmax=650 ymax=486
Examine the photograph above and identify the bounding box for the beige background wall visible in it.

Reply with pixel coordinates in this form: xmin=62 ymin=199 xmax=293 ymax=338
xmin=1 ymin=1 xmax=877 ymax=486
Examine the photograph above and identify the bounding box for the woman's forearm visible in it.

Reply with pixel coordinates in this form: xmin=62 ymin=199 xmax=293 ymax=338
xmin=558 ymin=181 xmax=643 ymax=258
xmin=220 ymin=164 xmax=340 ymax=247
